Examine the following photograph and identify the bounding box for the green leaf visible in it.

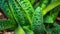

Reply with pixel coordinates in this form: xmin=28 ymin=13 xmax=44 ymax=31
xmin=0 ymin=0 xmax=16 ymax=31
xmin=44 ymin=6 xmax=59 ymax=23
xmin=14 ymin=25 xmax=25 ymax=34
xmin=43 ymin=0 xmax=60 ymax=16
xmin=32 ymin=7 xmax=45 ymax=34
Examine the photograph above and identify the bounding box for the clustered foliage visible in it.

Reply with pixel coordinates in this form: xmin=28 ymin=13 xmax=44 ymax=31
xmin=0 ymin=0 xmax=60 ymax=34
